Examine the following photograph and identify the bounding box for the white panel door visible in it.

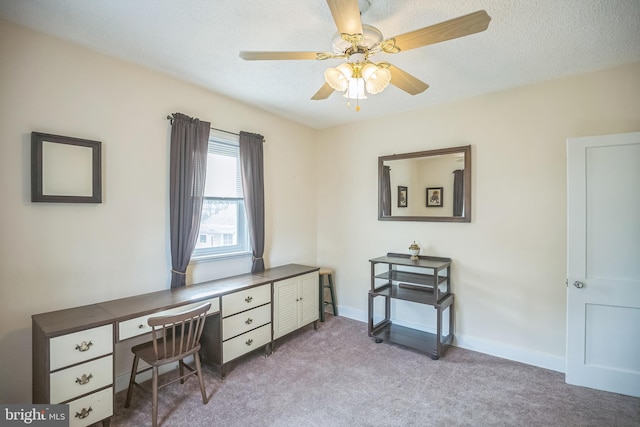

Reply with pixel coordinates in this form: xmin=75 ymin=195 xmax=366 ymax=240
xmin=566 ymin=131 xmax=640 ymax=397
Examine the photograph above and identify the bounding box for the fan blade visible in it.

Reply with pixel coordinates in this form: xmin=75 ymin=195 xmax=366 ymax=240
xmin=311 ymin=82 xmax=335 ymax=100
xmin=326 ymin=0 xmax=363 ymax=36
xmin=382 ymin=10 xmax=491 ymax=53
xmin=385 ymin=63 xmax=429 ymax=95
xmin=240 ymin=51 xmax=332 ymax=61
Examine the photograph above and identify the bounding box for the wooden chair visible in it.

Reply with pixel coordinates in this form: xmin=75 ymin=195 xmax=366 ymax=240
xmin=125 ymin=302 xmax=211 ymax=427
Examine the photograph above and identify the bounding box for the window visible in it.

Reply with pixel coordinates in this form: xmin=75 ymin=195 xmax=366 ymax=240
xmin=192 ymin=132 xmax=249 ymax=258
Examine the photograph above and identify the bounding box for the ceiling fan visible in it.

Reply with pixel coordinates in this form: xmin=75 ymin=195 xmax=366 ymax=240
xmin=239 ymin=0 xmax=491 ymax=109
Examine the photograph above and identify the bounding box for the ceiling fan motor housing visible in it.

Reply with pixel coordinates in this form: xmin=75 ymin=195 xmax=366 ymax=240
xmin=331 ymin=24 xmax=383 ymax=55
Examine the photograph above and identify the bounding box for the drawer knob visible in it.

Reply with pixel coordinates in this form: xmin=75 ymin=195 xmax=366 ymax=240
xmin=138 ymin=324 xmax=145 ymax=329
xmin=75 ymin=406 xmax=93 ymax=420
xmin=245 ymin=338 xmax=253 ymax=346
xmin=245 ymin=296 xmax=253 ymax=303
xmin=245 ymin=318 xmax=253 ymax=325
xmin=75 ymin=341 xmax=93 ymax=352
xmin=75 ymin=373 xmax=93 ymax=385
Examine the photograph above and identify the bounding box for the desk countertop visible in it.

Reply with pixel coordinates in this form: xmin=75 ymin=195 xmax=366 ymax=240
xmin=32 ymin=263 xmax=318 ymax=337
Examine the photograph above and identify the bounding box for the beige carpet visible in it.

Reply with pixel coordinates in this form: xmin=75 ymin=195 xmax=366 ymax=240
xmin=112 ymin=315 xmax=640 ymax=426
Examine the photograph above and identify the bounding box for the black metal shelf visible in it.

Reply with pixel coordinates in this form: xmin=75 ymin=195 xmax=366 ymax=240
xmin=374 ymin=270 xmax=448 ymax=287
xmin=371 ymin=283 xmax=450 ymax=305
xmin=370 ymin=323 xmax=454 ymax=359
xmin=368 ymin=253 xmax=454 ymax=360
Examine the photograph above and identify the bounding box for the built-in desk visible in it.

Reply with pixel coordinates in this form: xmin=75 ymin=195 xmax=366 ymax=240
xmin=32 ymin=263 xmax=319 ymax=427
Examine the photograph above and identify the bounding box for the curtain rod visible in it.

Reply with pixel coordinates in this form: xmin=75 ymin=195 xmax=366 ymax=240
xmin=212 ymin=127 xmax=239 ymax=136
xmin=166 ymin=115 xmax=265 ymax=142
xmin=166 ymin=115 xmax=238 ymax=136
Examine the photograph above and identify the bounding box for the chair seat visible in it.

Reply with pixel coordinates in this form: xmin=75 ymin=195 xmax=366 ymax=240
xmin=132 ymin=339 xmax=201 ymax=366
xmin=319 ymin=267 xmax=333 ymax=276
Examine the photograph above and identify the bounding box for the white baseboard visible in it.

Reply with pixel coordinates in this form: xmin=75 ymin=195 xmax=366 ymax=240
xmin=453 ymin=334 xmax=565 ymax=373
xmin=337 ymin=305 xmax=566 ymax=373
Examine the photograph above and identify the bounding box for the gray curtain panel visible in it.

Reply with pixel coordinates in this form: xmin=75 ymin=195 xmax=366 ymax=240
xmin=239 ymin=131 xmax=265 ymax=273
xmin=381 ymin=165 xmax=391 ymax=216
xmin=169 ymin=113 xmax=210 ymax=288
xmin=452 ymin=169 xmax=464 ymax=217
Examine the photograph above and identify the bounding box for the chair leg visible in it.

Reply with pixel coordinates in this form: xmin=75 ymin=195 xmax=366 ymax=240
xmin=124 ymin=355 xmax=140 ymax=408
xmin=179 ymin=359 xmax=185 ymax=384
xmin=194 ymin=352 xmax=208 ymax=404
xmin=152 ymin=367 xmax=159 ymax=427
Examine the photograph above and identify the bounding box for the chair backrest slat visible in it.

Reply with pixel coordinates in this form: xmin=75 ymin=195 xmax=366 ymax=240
xmin=147 ymin=303 xmax=211 ymax=361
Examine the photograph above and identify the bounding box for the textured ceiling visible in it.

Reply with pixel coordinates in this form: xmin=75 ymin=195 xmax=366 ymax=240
xmin=1 ymin=0 xmax=639 ymax=129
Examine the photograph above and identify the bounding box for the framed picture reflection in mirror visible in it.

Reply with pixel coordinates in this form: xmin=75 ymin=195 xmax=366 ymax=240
xmin=426 ymin=187 xmax=443 ymax=207
xmin=398 ymin=186 xmax=408 ymax=208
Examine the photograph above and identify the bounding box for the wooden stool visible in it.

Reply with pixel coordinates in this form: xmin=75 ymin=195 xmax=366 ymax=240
xmin=319 ymin=268 xmax=338 ymax=322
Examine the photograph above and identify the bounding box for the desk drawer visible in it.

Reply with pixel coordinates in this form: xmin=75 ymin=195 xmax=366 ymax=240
xmin=68 ymin=387 xmax=113 ymax=427
xmin=222 ymin=284 xmax=270 ymax=317
xmin=50 ymin=325 xmax=113 ymax=371
xmin=118 ymin=297 xmax=219 ymax=341
xmin=223 ymin=323 xmax=271 ymax=363
xmin=223 ymin=303 xmax=271 ymax=340
xmin=50 ymin=355 xmax=112 ymax=404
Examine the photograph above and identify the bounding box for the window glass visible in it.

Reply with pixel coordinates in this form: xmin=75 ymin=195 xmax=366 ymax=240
xmin=192 ymin=134 xmax=249 ymax=258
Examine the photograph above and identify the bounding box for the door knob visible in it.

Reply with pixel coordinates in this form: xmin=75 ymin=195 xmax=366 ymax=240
xmin=573 ymin=281 xmax=585 ymax=289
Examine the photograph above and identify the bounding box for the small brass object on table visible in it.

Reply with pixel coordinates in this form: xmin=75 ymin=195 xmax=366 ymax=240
xmin=409 ymin=241 xmax=420 ymax=260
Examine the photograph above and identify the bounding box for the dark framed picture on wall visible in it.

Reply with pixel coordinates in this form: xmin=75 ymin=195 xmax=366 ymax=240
xmin=398 ymin=186 xmax=408 ymax=208
xmin=31 ymin=132 xmax=102 ymax=203
xmin=426 ymin=187 xmax=443 ymax=207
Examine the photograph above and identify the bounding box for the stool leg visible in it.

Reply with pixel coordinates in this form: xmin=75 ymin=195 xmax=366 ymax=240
xmin=319 ymin=274 xmax=325 ymax=322
xmin=327 ymin=274 xmax=338 ymax=316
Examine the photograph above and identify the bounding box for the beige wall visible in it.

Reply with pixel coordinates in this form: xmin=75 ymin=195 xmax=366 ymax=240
xmin=316 ymin=61 xmax=640 ymax=369
xmin=2 ymin=16 xmax=639 ymax=405
xmin=0 ymin=19 xmax=318 ymax=402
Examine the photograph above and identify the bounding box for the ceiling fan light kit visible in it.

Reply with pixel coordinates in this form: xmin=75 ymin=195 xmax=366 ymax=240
xmin=325 ymin=61 xmax=390 ymax=95
xmin=239 ymin=0 xmax=491 ymax=110
xmin=362 ymin=63 xmax=391 ymax=94
xmin=324 ymin=63 xmax=352 ymax=92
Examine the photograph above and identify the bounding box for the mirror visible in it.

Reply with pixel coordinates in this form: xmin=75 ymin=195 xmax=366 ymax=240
xmin=378 ymin=145 xmax=471 ymax=222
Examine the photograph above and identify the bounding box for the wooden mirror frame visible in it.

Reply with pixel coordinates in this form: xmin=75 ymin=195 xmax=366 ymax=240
xmin=378 ymin=145 xmax=471 ymax=222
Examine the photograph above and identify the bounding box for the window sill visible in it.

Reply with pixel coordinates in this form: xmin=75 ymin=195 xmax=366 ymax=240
xmin=190 ymin=251 xmax=252 ymax=264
